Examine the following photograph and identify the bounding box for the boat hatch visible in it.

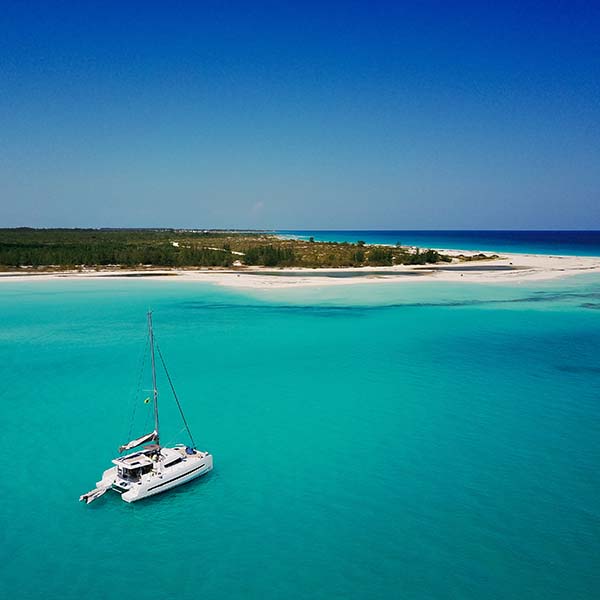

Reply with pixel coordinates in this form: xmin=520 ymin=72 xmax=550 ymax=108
xmin=113 ymin=454 xmax=153 ymax=468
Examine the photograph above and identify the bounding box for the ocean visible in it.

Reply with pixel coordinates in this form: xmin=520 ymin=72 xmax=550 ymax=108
xmin=277 ymin=230 xmax=600 ymax=256
xmin=1 ymin=274 xmax=600 ymax=599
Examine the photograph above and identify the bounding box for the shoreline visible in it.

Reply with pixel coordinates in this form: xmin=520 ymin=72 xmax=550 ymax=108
xmin=2 ymin=249 xmax=600 ymax=289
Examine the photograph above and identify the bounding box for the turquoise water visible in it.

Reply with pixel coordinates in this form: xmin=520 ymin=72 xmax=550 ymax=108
xmin=278 ymin=230 xmax=600 ymax=256
xmin=1 ymin=276 xmax=600 ymax=599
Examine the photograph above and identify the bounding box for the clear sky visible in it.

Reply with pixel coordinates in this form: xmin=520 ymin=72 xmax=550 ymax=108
xmin=1 ymin=1 xmax=599 ymax=229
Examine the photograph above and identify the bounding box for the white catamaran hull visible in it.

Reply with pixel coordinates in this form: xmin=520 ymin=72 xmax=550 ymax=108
xmin=79 ymin=311 xmax=214 ymax=506
xmin=93 ymin=448 xmax=213 ymax=503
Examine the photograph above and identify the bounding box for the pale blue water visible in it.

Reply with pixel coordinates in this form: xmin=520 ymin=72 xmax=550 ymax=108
xmin=1 ymin=276 xmax=600 ymax=599
xmin=278 ymin=230 xmax=600 ymax=256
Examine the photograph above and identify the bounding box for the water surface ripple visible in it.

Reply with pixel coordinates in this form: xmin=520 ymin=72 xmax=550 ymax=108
xmin=1 ymin=277 xmax=599 ymax=599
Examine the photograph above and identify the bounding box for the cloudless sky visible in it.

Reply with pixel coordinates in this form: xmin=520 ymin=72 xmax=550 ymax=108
xmin=1 ymin=1 xmax=599 ymax=229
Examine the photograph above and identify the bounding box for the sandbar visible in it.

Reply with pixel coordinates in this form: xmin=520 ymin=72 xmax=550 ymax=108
xmin=2 ymin=249 xmax=600 ymax=289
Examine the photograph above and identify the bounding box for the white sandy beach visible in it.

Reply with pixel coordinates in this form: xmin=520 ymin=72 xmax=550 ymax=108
xmin=2 ymin=250 xmax=600 ymax=289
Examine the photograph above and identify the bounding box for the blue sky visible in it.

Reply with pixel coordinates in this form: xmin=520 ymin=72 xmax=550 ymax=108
xmin=1 ymin=1 xmax=599 ymax=229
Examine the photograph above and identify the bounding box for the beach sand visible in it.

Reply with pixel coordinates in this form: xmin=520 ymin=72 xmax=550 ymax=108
xmin=2 ymin=250 xmax=600 ymax=289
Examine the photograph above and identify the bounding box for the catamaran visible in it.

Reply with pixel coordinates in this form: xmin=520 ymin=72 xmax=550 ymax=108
xmin=80 ymin=311 xmax=213 ymax=504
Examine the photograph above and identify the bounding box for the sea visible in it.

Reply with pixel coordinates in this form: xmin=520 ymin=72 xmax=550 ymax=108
xmin=277 ymin=230 xmax=600 ymax=256
xmin=1 ymin=262 xmax=600 ymax=599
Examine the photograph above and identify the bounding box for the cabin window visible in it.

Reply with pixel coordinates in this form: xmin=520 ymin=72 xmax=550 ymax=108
xmin=119 ymin=467 xmax=145 ymax=481
xmin=119 ymin=467 xmax=140 ymax=481
xmin=165 ymin=457 xmax=183 ymax=468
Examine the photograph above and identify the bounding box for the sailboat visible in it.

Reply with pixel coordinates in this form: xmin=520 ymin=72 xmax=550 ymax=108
xmin=80 ymin=311 xmax=213 ymax=504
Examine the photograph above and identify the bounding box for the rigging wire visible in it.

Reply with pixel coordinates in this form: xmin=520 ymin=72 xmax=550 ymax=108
xmin=156 ymin=342 xmax=197 ymax=448
xmin=164 ymin=426 xmax=187 ymax=449
xmin=126 ymin=334 xmax=149 ymax=443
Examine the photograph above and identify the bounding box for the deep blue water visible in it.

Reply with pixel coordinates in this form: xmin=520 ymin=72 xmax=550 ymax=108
xmin=1 ymin=275 xmax=600 ymax=599
xmin=278 ymin=230 xmax=600 ymax=256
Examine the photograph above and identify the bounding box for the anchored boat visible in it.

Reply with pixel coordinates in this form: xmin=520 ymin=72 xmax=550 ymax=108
xmin=80 ymin=311 xmax=213 ymax=504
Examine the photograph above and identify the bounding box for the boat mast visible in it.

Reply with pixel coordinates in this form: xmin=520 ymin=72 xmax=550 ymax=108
xmin=147 ymin=310 xmax=160 ymax=446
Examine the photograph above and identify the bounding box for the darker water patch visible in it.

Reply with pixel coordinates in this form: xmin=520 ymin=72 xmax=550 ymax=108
xmin=531 ymin=291 xmax=600 ymax=301
xmin=181 ymin=301 xmax=371 ymax=318
xmin=100 ymin=272 xmax=179 ymax=278
xmin=239 ymin=270 xmax=427 ymax=278
xmin=556 ymin=365 xmax=600 ymax=375
xmin=237 ymin=265 xmax=519 ymax=277
xmin=179 ymin=287 xmax=600 ymax=316
xmin=414 ymin=265 xmax=519 ymax=272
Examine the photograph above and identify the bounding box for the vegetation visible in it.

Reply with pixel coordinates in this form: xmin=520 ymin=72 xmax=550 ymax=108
xmin=0 ymin=228 xmax=491 ymax=271
xmin=0 ymin=229 xmax=243 ymax=269
xmin=455 ymin=252 xmax=499 ymax=262
xmin=243 ymin=245 xmax=296 ymax=267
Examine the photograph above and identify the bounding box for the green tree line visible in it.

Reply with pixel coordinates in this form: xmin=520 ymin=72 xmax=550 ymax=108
xmin=0 ymin=229 xmax=455 ymax=269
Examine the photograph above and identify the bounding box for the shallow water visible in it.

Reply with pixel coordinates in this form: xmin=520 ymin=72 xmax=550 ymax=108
xmin=1 ymin=275 xmax=599 ymax=599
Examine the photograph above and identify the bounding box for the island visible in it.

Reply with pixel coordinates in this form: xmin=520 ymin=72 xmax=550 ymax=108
xmin=1 ymin=228 xmax=599 ymax=288
xmin=0 ymin=228 xmax=492 ymax=269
